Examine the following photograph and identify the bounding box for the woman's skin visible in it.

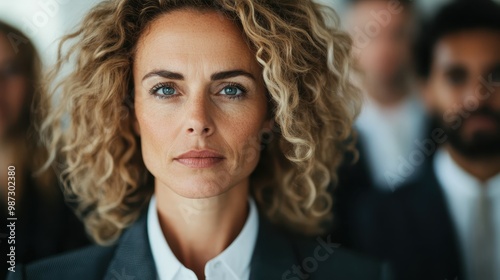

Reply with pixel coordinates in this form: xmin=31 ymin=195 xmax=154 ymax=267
xmin=133 ymin=9 xmax=271 ymax=279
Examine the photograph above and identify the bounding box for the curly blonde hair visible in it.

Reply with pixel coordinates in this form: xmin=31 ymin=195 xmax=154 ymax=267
xmin=38 ymin=0 xmax=360 ymax=245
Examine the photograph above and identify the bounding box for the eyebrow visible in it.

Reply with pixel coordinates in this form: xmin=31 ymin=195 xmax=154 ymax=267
xmin=211 ymin=70 xmax=255 ymax=81
xmin=142 ymin=70 xmax=183 ymax=81
xmin=142 ymin=69 xmax=255 ymax=81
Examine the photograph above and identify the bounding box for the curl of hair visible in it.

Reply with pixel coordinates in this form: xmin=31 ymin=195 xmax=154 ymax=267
xmin=38 ymin=0 xmax=360 ymax=245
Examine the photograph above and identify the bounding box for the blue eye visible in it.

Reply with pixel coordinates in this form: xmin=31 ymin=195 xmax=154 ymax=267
xmin=150 ymin=83 xmax=176 ymax=99
xmin=157 ymin=86 xmax=176 ymax=95
xmin=219 ymin=85 xmax=246 ymax=98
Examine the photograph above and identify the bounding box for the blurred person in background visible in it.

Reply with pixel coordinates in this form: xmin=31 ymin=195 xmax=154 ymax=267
xmin=332 ymin=0 xmax=426 ymax=247
xmin=0 ymin=20 xmax=88 ymax=271
xmin=343 ymin=0 xmax=427 ymax=190
xmin=346 ymin=1 xmax=500 ymax=279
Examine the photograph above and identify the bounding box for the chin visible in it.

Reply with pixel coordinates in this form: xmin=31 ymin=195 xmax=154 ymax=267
xmin=165 ymin=176 xmax=232 ymax=199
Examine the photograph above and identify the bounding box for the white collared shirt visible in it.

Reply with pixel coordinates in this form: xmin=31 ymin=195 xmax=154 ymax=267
xmin=147 ymin=195 xmax=259 ymax=280
xmin=356 ymin=94 xmax=427 ymax=190
xmin=434 ymin=148 xmax=500 ymax=280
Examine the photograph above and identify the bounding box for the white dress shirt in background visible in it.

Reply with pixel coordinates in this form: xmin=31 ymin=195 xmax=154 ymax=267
xmin=147 ymin=195 xmax=259 ymax=280
xmin=435 ymin=149 xmax=500 ymax=280
xmin=356 ymin=94 xmax=427 ymax=190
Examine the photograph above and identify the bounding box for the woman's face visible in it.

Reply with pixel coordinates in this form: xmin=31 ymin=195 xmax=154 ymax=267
xmin=0 ymin=32 xmax=28 ymax=140
xmin=133 ymin=9 xmax=271 ymax=198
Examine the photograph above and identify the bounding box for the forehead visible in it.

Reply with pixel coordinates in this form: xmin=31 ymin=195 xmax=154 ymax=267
xmin=134 ymin=9 xmax=258 ymax=74
xmin=433 ymin=30 xmax=500 ymax=69
xmin=348 ymin=1 xmax=412 ymax=27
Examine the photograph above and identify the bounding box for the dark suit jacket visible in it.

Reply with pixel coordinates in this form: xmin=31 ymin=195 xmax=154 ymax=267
xmin=7 ymin=209 xmax=393 ymax=280
xmin=345 ymin=159 xmax=464 ymax=280
xmin=1 ymin=174 xmax=89 ymax=279
xmin=332 ymin=137 xmax=374 ymax=245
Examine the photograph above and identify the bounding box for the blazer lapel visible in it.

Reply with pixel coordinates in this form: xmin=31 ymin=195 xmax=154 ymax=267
xmin=101 ymin=207 xmax=301 ymax=280
xmin=249 ymin=214 xmax=300 ymax=280
xmin=101 ymin=209 xmax=304 ymax=280
xmin=103 ymin=211 xmax=157 ymax=280
xmin=403 ymin=161 xmax=464 ymax=279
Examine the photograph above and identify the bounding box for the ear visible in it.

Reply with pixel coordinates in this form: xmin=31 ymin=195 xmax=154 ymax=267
xmin=262 ymin=118 xmax=275 ymax=132
xmin=259 ymin=118 xmax=275 ymax=147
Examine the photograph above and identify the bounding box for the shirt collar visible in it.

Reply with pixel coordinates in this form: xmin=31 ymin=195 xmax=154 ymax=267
xmin=356 ymin=94 xmax=424 ymax=128
xmin=434 ymin=148 xmax=500 ymax=198
xmin=147 ymin=195 xmax=259 ymax=280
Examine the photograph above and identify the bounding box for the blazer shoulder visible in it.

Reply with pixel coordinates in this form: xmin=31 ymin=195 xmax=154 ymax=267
xmin=7 ymin=244 xmax=117 ymax=280
xmin=291 ymin=235 xmax=393 ymax=280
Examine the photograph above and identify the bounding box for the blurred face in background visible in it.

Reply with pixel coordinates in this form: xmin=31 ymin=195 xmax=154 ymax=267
xmin=347 ymin=0 xmax=414 ymax=102
xmin=423 ymin=30 xmax=500 ymax=158
xmin=0 ymin=32 xmax=29 ymax=140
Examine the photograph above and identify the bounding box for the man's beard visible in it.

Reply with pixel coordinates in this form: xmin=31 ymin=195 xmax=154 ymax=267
xmin=432 ymin=107 xmax=500 ymax=159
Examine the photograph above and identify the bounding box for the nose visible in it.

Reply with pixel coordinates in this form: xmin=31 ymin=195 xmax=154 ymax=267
xmin=184 ymin=95 xmax=215 ymax=137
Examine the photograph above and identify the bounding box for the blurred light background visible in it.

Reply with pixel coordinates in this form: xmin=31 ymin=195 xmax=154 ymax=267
xmin=0 ymin=0 xmax=498 ymax=67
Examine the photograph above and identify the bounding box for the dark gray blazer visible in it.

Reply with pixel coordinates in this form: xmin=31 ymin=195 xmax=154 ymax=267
xmin=339 ymin=160 xmax=463 ymax=280
xmin=7 ymin=209 xmax=393 ymax=280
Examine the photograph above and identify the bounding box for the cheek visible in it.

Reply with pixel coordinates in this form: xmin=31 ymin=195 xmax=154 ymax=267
xmin=222 ymin=105 xmax=268 ymax=172
xmin=227 ymin=119 xmax=260 ymax=156
xmin=357 ymin=50 xmax=376 ymax=69
xmin=135 ymin=103 xmax=179 ymax=172
xmin=429 ymin=80 xmax=462 ymax=112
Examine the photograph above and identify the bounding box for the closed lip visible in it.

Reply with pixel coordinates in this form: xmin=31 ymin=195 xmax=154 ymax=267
xmin=175 ymin=150 xmax=225 ymax=159
xmin=174 ymin=150 xmax=225 ymax=168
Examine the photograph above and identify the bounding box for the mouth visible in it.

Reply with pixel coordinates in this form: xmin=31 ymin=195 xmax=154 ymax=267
xmin=464 ymin=115 xmax=498 ymax=132
xmin=174 ymin=150 xmax=225 ymax=168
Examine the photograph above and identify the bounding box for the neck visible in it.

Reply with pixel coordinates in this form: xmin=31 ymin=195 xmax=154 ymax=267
xmin=155 ymin=180 xmax=249 ymax=279
xmin=365 ymin=83 xmax=410 ymax=108
xmin=447 ymin=146 xmax=500 ymax=183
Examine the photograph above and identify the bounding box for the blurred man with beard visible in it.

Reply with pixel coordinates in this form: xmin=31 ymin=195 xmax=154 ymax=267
xmin=345 ymin=1 xmax=500 ymax=280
